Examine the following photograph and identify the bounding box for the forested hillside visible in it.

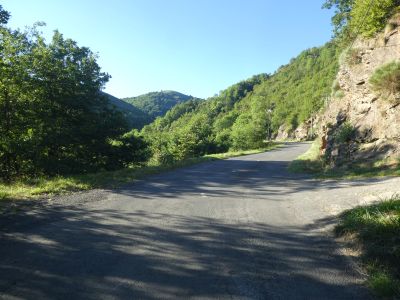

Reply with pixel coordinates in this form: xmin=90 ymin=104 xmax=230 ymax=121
xmin=105 ymin=93 xmax=150 ymax=129
xmin=141 ymin=42 xmax=340 ymax=163
xmin=123 ymin=91 xmax=201 ymax=122
xmin=2 ymin=0 xmax=398 ymax=183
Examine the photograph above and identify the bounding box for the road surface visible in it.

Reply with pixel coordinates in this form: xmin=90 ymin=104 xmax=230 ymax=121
xmin=2 ymin=142 xmax=391 ymax=299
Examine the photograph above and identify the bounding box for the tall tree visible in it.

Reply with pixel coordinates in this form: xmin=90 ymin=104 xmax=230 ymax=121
xmin=0 ymin=5 xmax=10 ymax=25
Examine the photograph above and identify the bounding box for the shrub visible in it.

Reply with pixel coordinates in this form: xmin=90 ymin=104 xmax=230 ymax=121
xmin=335 ymin=122 xmax=355 ymax=143
xmin=331 ymin=79 xmax=341 ymax=94
xmin=334 ymin=90 xmax=345 ymax=99
xmin=347 ymin=48 xmax=363 ymax=65
xmin=339 ymin=47 xmax=363 ymax=66
xmin=369 ymin=61 xmax=400 ymax=104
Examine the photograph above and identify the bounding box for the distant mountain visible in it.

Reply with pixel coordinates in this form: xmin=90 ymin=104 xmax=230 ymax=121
xmin=123 ymin=91 xmax=201 ymax=120
xmin=104 ymin=92 xmax=151 ymax=129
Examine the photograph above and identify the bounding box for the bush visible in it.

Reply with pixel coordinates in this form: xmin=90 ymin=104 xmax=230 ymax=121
xmin=335 ymin=122 xmax=355 ymax=143
xmin=346 ymin=48 xmax=363 ymax=65
xmin=339 ymin=47 xmax=363 ymax=67
xmin=331 ymin=79 xmax=341 ymax=94
xmin=334 ymin=90 xmax=345 ymax=99
xmin=369 ymin=61 xmax=400 ymax=104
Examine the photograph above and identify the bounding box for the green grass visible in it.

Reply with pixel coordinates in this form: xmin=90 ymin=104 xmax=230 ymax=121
xmin=288 ymin=140 xmax=400 ymax=179
xmin=320 ymin=159 xmax=400 ymax=179
xmin=335 ymin=195 xmax=400 ymax=298
xmin=288 ymin=140 xmax=323 ymax=173
xmin=369 ymin=61 xmax=400 ymax=105
xmin=0 ymin=143 xmax=280 ymax=202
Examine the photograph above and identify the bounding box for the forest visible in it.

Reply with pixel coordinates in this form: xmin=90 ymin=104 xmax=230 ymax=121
xmin=1 ymin=0 xmax=398 ymax=181
xmin=0 ymin=7 xmax=149 ymax=180
xmin=123 ymin=90 xmax=201 ymax=124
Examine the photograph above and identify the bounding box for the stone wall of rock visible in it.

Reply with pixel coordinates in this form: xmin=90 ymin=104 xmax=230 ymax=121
xmin=319 ymin=16 xmax=400 ymax=165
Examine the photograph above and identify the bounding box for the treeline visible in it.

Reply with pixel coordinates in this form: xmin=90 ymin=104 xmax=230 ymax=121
xmin=141 ymin=42 xmax=340 ymax=164
xmin=0 ymin=7 xmax=148 ymax=180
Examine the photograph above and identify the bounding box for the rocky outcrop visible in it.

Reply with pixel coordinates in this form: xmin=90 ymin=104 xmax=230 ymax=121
xmin=319 ymin=18 xmax=400 ymax=165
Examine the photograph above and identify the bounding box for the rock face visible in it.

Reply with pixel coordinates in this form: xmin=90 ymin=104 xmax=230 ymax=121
xmin=318 ymin=19 xmax=400 ymax=165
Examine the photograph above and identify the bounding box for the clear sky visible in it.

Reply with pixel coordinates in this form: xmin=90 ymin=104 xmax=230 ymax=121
xmin=3 ymin=0 xmax=334 ymax=99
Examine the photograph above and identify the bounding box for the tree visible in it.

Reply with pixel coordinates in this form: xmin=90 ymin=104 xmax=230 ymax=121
xmin=350 ymin=0 xmax=400 ymax=37
xmin=323 ymin=0 xmax=355 ymax=43
xmin=0 ymin=21 xmax=147 ymax=179
xmin=0 ymin=5 xmax=10 ymax=25
xmin=0 ymin=26 xmax=35 ymax=179
xmin=28 ymin=30 xmax=130 ymax=174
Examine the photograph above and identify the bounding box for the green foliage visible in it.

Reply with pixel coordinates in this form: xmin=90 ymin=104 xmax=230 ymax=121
xmin=335 ymin=195 xmax=400 ymax=297
xmin=323 ymin=0 xmax=400 ymax=43
xmin=230 ymin=113 xmax=267 ymax=150
xmin=0 ymin=144 xmax=279 ymax=202
xmin=350 ymin=0 xmax=400 ymax=38
xmin=334 ymin=90 xmax=345 ymax=99
xmin=141 ymin=74 xmax=270 ymax=162
xmin=344 ymin=47 xmax=362 ymax=65
xmin=369 ymin=61 xmax=400 ymax=104
xmin=331 ymin=79 xmax=341 ymax=94
xmin=256 ymin=43 xmax=340 ymax=132
xmin=0 ymin=19 xmax=149 ymax=180
xmin=331 ymin=79 xmax=346 ymax=98
xmin=288 ymin=140 xmax=325 ymax=173
xmin=123 ymin=91 xmax=201 ymax=124
xmin=335 ymin=122 xmax=355 ymax=143
xmin=323 ymin=0 xmax=355 ymax=40
xmin=0 ymin=5 xmax=10 ymax=24
xmin=105 ymin=92 xmax=151 ymax=129
xmin=141 ymin=43 xmax=339 ymax=163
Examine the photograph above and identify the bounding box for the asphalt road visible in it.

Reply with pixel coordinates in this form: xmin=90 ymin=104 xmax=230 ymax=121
xmin=0 ymin=143 xmax=377 ymax=299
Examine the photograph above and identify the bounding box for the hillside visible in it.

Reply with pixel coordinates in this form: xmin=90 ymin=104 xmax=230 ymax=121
xmin=141 ymin=42 xmax=339 ymax=162
xmin=319 ymin=13 xmax=400 ymax=166
xmin=123 ymin=91 xmax=201 ymax=121
xmin=104 ymin=93 xmax=151 ymax=129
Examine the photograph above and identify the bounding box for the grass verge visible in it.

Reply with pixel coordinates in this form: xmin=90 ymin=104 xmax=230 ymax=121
xmin=335 ymin=195 xmax=400 ymax=298
xmin=0 ymin=143 xmax=280 ymax=202
xmin=288 ymin=140 xmax=400 ymax=179
xmin=288 ymin=140 xmax=323 ymax=173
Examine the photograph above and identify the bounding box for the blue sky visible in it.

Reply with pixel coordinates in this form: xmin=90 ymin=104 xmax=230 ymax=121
xmin=3 ymin=0 xmax=334 ymax=99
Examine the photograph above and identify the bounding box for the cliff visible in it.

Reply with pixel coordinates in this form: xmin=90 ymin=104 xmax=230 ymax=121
xmin=318 ymin=14 xmax=400 ymax=165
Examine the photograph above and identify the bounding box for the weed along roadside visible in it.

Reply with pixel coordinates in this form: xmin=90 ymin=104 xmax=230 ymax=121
xmin=289 ymin=139 xmax=400 ymax=299
xmin=335 ymin=195 xmax=400 ymax=298
xmin=289 ymin=139 xmax=400 ymax=179
xmin=0 ymin=144 xmax=280 ymax=204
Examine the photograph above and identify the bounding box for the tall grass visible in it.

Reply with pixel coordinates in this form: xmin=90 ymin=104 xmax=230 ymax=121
xmin=288 ymin=140 xmax=324 ymax=173
xmin=369 ymin=61 xmax=400 ymax=105
xmin=335 ymin=195 xmax=400 ymax=298
xmin=289 ymin=140 xmax=400 ymax=179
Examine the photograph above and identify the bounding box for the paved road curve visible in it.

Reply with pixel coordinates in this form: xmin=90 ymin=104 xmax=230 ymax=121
xmin=0 ymin=143 xmax=375 ymax=299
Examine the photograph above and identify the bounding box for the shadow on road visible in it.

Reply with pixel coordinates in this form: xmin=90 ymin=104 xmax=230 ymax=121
xmin=0 ymin=208 xmax=369 ymax=299
xmin=0 ymin=143 xmax=374 ymax=299
xmin=114 ymin=148 xmax=388 ymax=201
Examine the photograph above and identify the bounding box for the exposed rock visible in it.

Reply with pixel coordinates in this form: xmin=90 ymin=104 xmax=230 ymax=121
xmin=294 ymin=123 xmax=309 ymax=141
xmin=318 ymin=22 xmax=400 ymax=165
xmin=356 ymin=79 xmax=365 ymax=85
xmin=275 ymin=124 xmax=292 ymax=141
